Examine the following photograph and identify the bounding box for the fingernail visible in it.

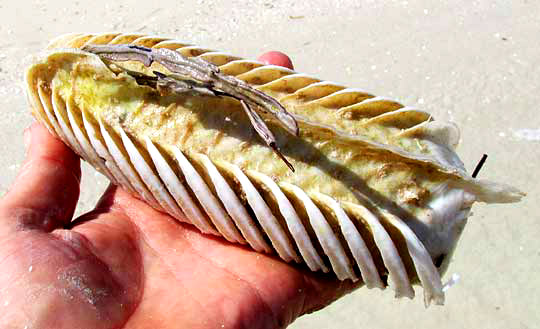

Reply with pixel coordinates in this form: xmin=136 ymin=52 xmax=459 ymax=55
xmin=23 ymin=126 xmax=32 ymax=151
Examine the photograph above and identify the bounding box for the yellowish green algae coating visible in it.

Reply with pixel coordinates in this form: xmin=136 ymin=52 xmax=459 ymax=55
xmin=47 ymin=53 xmax=455 ymax=221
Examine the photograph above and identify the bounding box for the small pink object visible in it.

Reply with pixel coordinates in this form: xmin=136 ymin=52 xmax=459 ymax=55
xmin=257 ymin=51 xmax=294 ymax=70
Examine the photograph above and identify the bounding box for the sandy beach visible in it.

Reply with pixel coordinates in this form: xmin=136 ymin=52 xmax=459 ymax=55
xmin=0 ymin=1 xmax=538 ymax=328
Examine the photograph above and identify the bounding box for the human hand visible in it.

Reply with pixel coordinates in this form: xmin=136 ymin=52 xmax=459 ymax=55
xmin=0 ymin=52 xmax=358 ymax=329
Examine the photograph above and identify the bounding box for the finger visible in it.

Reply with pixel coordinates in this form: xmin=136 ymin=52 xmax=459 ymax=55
xmin=0 ymin=122 xmax=81 ymax=233
xmin=257 ymin=51 xmax=294 ymax=70
xmin=300 ymin=273 xmax=361 ymax=315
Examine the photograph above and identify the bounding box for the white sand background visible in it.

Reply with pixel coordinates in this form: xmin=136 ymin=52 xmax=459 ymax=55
xmin=0 ymin=1 xmax=538 ymax=328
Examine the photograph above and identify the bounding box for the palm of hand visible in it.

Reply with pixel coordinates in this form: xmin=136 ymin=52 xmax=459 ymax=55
xmin=0 ymin=54 xmax=357 ymax=329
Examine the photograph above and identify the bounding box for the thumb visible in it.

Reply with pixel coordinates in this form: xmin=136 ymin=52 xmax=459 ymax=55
xmin=0 ymin=122 xmax=81 ymax=234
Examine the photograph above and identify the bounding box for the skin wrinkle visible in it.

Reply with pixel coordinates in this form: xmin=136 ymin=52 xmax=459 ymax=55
xmin=46 ymin=232 xmax=87 ymax=261
xmin=304 ymin=278 xmax=353 ymax=314
xmin=102 ymin=189 xmax=183 ymax=325
xmin=71 ymin=220 xmax=132 ymax=268
xmin=183 ymin=236 xmax=280 ymax=329
xmin=13 ymin=157 xmax=80 ymax=196
xmin=25 ymin=154 xmax=81 ymax=183
xmin=141 ymin=251 xmax=206 ymax=328
xmin=72 ymin=191 xmax=144 ymax=270
xmin=297 ymin=283 xmax=307 ymax=319
xmin=119 ymin=214 xmax=212 ymax=329
xmin=13 ymin=207 xmax=66 ymax=232
xmin=89 ymin=188 xmax=148 ymax=329
xmin=68 ymin=214 xmax=144 ymax=329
